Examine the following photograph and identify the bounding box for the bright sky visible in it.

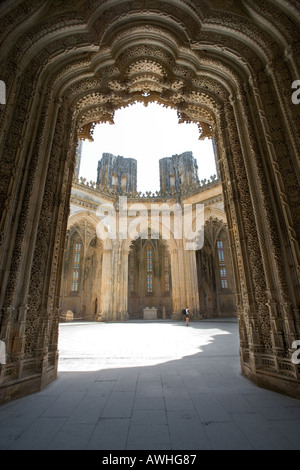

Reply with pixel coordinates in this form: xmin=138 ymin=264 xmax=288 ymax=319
xmin=79 ymin=102 xmax=217 ymax=193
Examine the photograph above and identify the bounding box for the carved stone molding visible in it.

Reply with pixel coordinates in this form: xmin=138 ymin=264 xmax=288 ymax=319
xmin=0 ymin=0 xmax=299 ymax=402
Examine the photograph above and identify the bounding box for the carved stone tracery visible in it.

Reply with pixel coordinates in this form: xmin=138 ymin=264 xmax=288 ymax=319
xmin=0 ymin=0 xmax=299 ymax=402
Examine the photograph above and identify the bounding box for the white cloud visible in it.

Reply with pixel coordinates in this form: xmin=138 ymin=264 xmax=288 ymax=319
xmin=79 ymin=102 xmax=216 ymax=192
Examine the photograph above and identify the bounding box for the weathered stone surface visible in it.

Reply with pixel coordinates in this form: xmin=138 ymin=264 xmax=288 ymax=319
xmin=0 ymin=0 xmax=299 ymax=403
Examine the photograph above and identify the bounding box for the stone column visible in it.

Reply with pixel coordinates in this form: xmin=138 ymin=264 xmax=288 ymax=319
xmin=170 ymin=241 xmax=187 ymax=318
xmin=99 ymin=248 xmax=113 ymax=320
xmin=103 ymin=240 xmax=129 ymax=322
xmin=184 ymin=250 xmax=200 ymax=318
xmin=119 ymin=246 xmax=129 ymax=320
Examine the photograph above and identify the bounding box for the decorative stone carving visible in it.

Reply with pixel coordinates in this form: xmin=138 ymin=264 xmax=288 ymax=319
xmin=0 ymin=0 xmax=299 ymax=403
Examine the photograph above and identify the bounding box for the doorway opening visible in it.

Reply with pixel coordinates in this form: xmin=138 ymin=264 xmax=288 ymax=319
xmin=59 ymin=102 xmax=236 ymax=322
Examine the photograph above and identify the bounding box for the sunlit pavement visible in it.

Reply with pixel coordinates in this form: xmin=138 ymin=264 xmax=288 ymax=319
xmin=0 ymin=319 xmax=300 ymax=450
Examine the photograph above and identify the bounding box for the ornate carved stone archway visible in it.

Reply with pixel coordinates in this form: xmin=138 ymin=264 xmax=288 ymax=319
xmin=0 ymin=0 xmax=299 ymax=402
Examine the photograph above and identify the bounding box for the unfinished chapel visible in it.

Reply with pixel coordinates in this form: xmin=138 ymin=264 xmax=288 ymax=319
xmin=60 ymin=148 xmax=236 ymax=322
xmin=0 ymin=0 xmax=299 ymax=404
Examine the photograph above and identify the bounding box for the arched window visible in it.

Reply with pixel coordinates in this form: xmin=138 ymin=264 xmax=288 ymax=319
xmin=164 ymin=248 xmax=170 ymax=293
xmin=129 ymin=248 xmax=135 ymax=293
xmin=112 ymin=173 xmax=118 ymax=185
xmin=146 ymin=245 xmax=153 ymax=293
xmin=121 ymin=174 xmax=127 ymax=188
xmin=72 ymin=240 xmax=81 ymax=292
xmin=217 ymin=235 xmax=227 ymax=289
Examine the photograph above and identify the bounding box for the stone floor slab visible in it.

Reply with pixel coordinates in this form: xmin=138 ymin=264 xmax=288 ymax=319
xmin=0 ymin=319 xmax=299 ymax=450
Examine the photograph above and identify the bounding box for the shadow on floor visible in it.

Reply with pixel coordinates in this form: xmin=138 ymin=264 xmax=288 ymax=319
xmin=0 ymin=319 xmax=299 ymax=450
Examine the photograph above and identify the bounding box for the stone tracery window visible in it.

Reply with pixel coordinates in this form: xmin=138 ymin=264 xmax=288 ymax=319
xmin=129 ymin=248 xmax=135 ymax=293
xmin=164 ymin=248 xmax=170 ymax=293
xmin=146 ymin=245 xmax=153 ymax=293
xmin=217 ymin=235 xmax=227 ymax=289
xmin=72 ymin=240 xmax=81 ymax=292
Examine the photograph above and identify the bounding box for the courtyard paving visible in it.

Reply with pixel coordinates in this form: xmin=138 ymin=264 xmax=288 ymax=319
xmin=0 ymin=318 xmax=300 ymax=450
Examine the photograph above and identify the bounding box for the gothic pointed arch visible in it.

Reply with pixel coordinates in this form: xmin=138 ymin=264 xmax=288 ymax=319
xmin=61 ymin=212 xmax=104 ymax=321
xmin=128 ymin=234 xmax=173 ymax=319
xmin=0 ymin=0 xmax=299 ymax=402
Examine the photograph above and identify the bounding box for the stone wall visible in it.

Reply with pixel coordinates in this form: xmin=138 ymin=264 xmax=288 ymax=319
xmin=97 ymin=153 xmax=137 ymax=193
xmin=159 ymin=151 xmax=200 ymax=193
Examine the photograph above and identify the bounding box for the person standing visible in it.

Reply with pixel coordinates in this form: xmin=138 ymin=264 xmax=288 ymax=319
xmin=185 ymin=306 xmax=190 ymax=326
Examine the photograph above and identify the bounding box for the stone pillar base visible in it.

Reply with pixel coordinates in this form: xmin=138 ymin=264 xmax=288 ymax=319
xmin=241 ymin=364 xmax=300 ymax=400
xmin=0 ymin=365 xmax=57 ymax=405
xmin=96 ymin=311 xmax=129 ymax=322
xmin=171 ymin=311 xmax=183 ymax=321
